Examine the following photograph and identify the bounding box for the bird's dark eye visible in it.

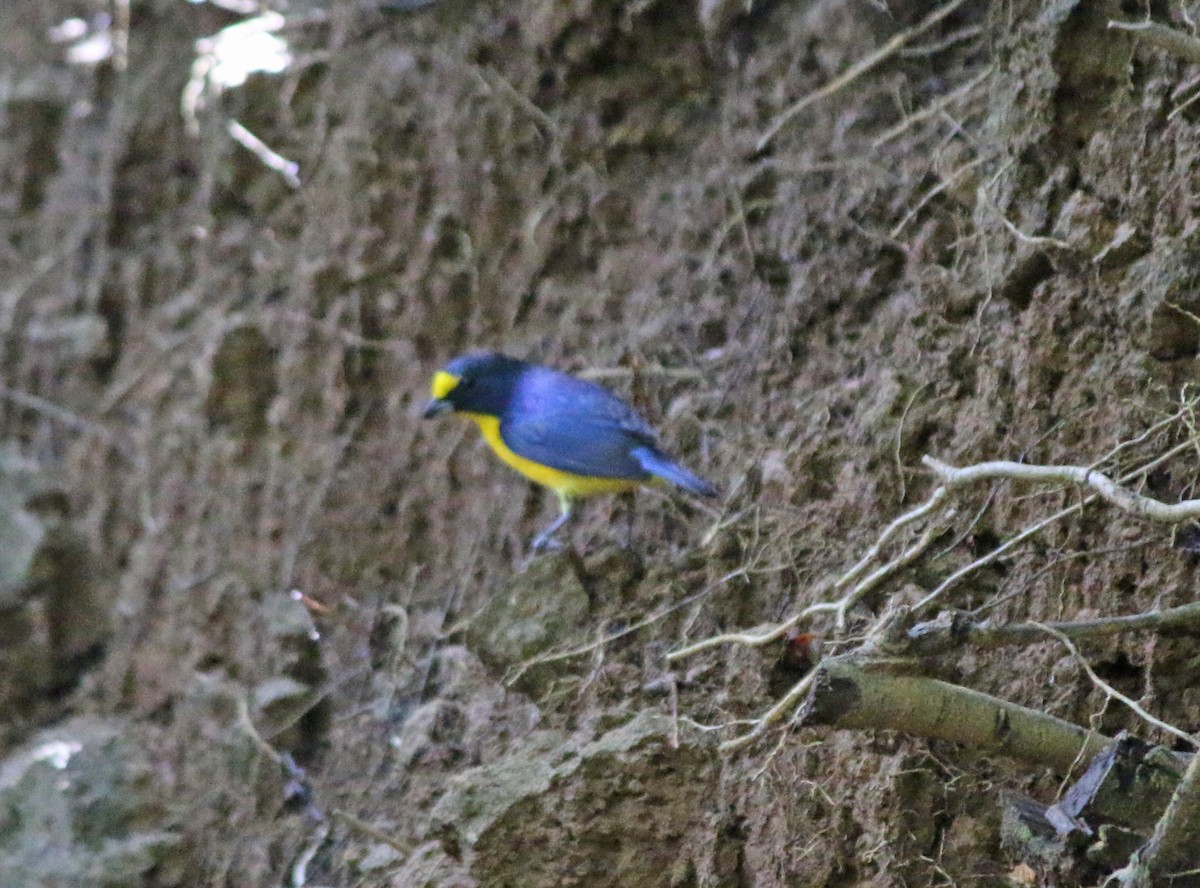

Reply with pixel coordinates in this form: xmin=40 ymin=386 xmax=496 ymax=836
xmin=457 ymin=377 xmax=475 ymax=391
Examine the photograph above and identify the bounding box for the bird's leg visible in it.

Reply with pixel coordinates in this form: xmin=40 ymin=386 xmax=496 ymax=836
xmin=531 ymin=492 xmax=573 ymax=551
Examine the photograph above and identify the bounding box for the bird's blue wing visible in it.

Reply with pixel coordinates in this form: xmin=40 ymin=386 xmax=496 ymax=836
xmin=499 ymin=367 xmax=658 ymax=480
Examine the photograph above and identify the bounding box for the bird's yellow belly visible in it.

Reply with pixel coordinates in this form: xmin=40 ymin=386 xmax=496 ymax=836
xmin=464 ymin=413 xmax=641 ymax=498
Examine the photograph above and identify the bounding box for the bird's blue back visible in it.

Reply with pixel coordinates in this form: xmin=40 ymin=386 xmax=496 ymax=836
xmin=499 ymin=365 xmax=659 ymax=481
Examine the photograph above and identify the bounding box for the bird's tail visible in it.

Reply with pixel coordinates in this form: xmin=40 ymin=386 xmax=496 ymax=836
xmin=632 ymin=447 xmax=718 ymax=498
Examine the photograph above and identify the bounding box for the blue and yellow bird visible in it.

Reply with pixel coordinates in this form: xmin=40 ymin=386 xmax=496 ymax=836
xmin=422 ymin=353 xmax=717 ymax=549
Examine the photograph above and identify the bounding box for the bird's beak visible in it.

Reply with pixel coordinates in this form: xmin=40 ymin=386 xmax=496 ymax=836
xmin=422 ymin=398 xmax=453 ymax=419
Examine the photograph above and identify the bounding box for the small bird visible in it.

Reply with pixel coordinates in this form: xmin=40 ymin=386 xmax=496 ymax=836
xmin=422 ymin=352 xmax=717 ymax=550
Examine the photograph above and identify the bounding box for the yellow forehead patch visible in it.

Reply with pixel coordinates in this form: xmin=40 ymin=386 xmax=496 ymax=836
xmin=431 ymin=370 xmax=461 ymax=400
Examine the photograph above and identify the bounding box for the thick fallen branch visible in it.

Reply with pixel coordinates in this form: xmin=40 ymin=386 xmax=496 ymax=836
xmin=692 ymin=421 xmax=1200 ymax=779
xmin=905 ymin=607 xmax=1199 ymax=749
xmin=730 ymin=653 xmax=1112 ymax=771
xmin=1004 ymin=735 xmax=1192 ymax=873
xmin=1053 ymin=735 xmax=1190 ymax=836
xmin=1125 ymin=747 xmax=1200 ymax=886
xmin=1108 ymin=20 xmax=1200 ymax=65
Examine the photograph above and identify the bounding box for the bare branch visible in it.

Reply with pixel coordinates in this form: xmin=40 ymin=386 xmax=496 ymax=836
xmin=907 ymin=601 xmax=1200 ymax=654
xmin=913 ymin=496 xmax=1080 ymax=611
xmin=686 ymin=419 xmax=1200 ymax=773
xmin=835 ymin=520 xmax=942 ymax=632
xmin=1129 ymin=748 xmax=1200 ymax=885
xmin=923 ymin=455 xmax=1200 ymax=523
xmin=914 ymin=438 xmax=1196 ymax=611
xmin=837 ymin=486 xmax=949 ymax=592
xmin=1108 ymin=19 xmax=1200 ymax=64
xmin=872 ymin=67 xmax=991 ymax=149
xmin=902 ymin=600 xmax=1200 ymax=657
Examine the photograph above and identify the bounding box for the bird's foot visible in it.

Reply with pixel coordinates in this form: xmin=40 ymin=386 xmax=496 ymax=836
xmin=530 ymin=530 xmax=566 ymax=553
xmin=530 ymin=506 xmax=573 ymax=554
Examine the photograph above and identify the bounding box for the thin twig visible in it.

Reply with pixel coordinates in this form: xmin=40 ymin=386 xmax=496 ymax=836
xmin=898 ymin=23 xmax=983 ymax=58
xmin=836 ymin=521 xmax=943 ymax=632
xmin=1166 ymin=301 xmax=1200 ymax=331
xmin=279 ymin=412 xmax=366 ymax=589
xmin=980 ymin=183 xmax=1072 ymax=249
xmin=914 ymin=439 xmax=1196 ymax=611
xmin=668 ymin=487 xmax=950 ymax=660
xmin=0 ymin=384 xmax=124 ymax=451
xmin=667 ymin=598 xmax=839 ymax=662
xmin=227 ymin=119 xmax=301 ymax=187
xmin=890 ymin=153 xmax=989 ymax=237
xmin=893 ymin=382 xmax=930 ymax=501
xmin=236 ymin=694 xmax=283 ymax=763
xmin=577 ymin=365 xmax=704 ymax=382
xmin=1091 ymin=399 xmax=1196 ymax=468
xmin=290 ymin=822 xmax=330 ymax=887
xmin=1032 ymin=622 xmax=1199 ymax=748
xmin=330 ymin=809 xmax=409 ymax=856
xmin=471 ymin=64 xmax=558 ymax=144
xmin=0 ymin=218 xmax=95 ymax=331
xmin=1167 ymin=72 xmax=1200 ymax=119
xmin=872 ymin=67 xmax=991 ymax=148
xmin=838 ymin=486 xmax=949 ymax=592
xmin=720 ymin=672 xmax=818 ymax=752
xmin=755 ymin=0 xmax=971 ymax=153
xmin=508 ymin=567 xmax=749 ymax=683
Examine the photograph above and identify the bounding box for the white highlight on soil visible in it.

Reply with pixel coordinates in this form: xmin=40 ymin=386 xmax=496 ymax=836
xmin=196 ymin=12 xmax=292 ymax=89
xmin=50 ymin=16 xmax=114 ymax=66
xmin=31 ymin=740 xmax=83 ymax=770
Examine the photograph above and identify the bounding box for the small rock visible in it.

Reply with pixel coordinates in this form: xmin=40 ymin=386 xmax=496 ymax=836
xmin=465 ymin=552 xmax=590 ymax=695
xmin=430 ymin=710 xmax=721 ymax=888
xmin=0 ymin=717 xmax=182 ymax=886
